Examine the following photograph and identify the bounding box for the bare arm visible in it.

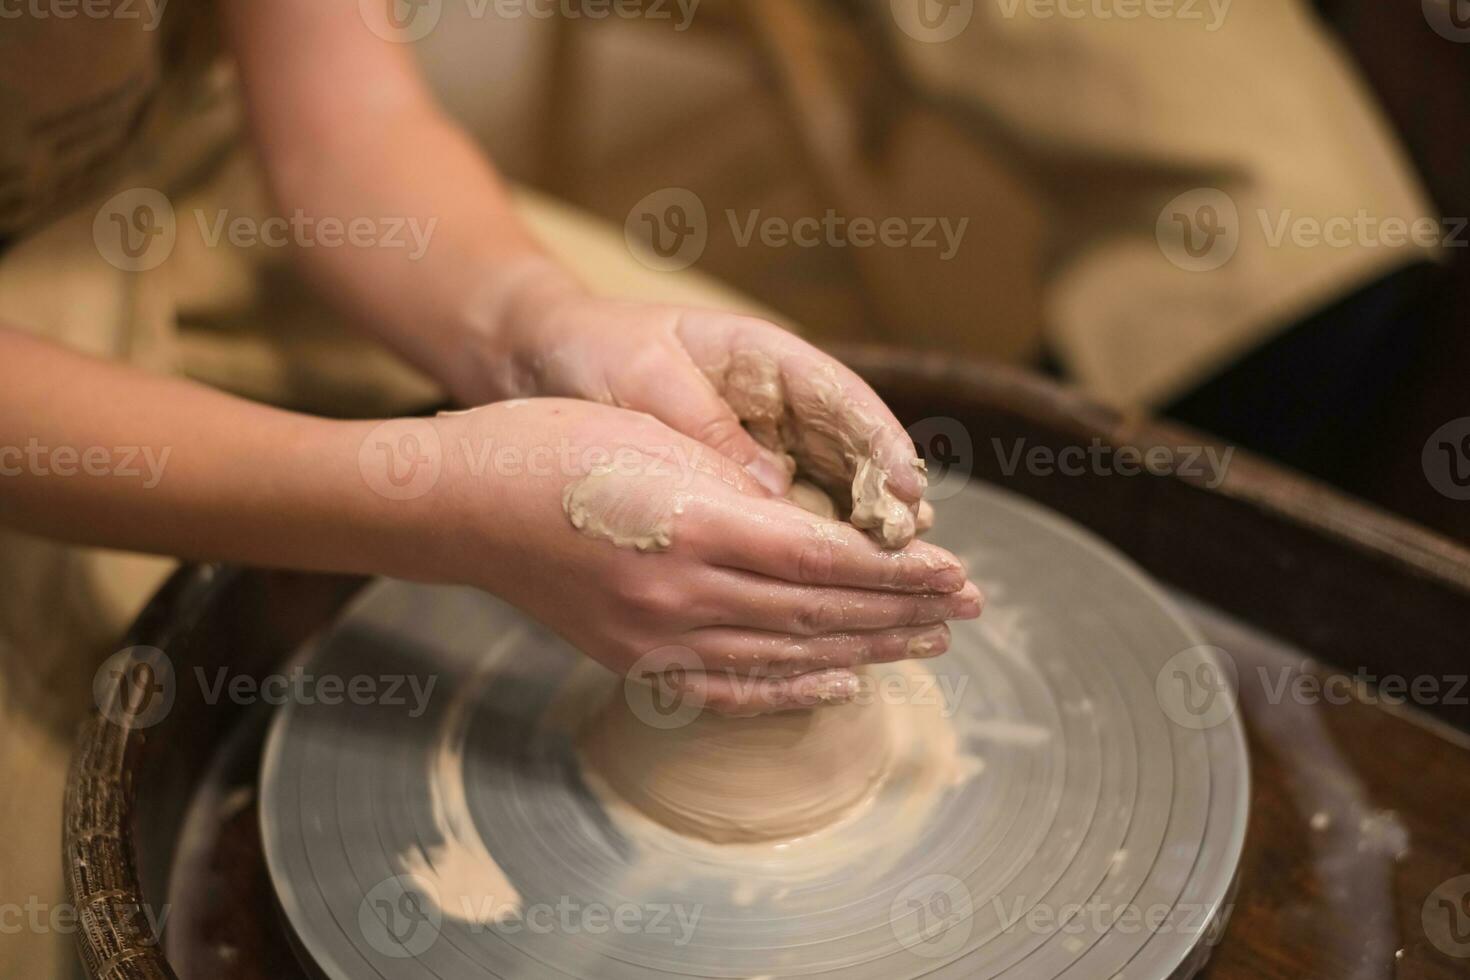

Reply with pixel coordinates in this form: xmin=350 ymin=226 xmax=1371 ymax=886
xmin=221 ymin=0 xmax=931 ymax=540
xmin=220 ymin=0 xmax=573 ymax=404
xmin=0 ymin=327 xmax=426 ymax=577
xmin=0 ymin=328 xmax=977 ymax=714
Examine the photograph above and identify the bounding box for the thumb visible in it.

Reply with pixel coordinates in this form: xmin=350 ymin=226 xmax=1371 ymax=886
xmin=639 ymin=371 xmax=793 ymax=496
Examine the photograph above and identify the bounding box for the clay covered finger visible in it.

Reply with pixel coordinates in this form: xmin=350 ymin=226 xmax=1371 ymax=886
xmin=559 ymin=442 xmax=769 ymax=554
xmin=688 ymin=498 xmax=966 ymax=593
xmin=675 ymin=314 xmax=927 ymax=549
xmin=670 ymin=666 xmax=863 ymax=717
xmin=677 ymin=623 xmax=952 ymax=677
xmin=603 ymin=339 xmax=795 ymax=496
xmin=705 ymin=575 xmax=982 ymax=635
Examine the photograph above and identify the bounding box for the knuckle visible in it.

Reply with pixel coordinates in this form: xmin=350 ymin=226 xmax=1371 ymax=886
xmin=620 ymin=579 xmax=679 ymax=618
xmin=863 ymin=635 xmax=899 ymax=662
xmin=794 ymin=534 xmax=838 ymax=586
xmin=793 ymin=599 xmax=840 ymax=635
xmin=763 ymin=643 xmax=806 ymax=676
xmin=904 ymin=600 xmax=936 ymax=627
xmin=880 ymin=556 xmax=910 ymax=589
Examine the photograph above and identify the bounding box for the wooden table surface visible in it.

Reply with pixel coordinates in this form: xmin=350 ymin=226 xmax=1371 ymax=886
xmin=1183 ymin=599 xmax=1470 ymax=980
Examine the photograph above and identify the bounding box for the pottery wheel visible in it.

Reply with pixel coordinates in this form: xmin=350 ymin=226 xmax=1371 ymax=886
xmin=260 ymin=482 xmax=1248 ymax=979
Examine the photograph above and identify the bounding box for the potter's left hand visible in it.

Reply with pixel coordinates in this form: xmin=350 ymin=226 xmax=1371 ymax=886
xmin=488 ymin=277 xmax=930 ymax=548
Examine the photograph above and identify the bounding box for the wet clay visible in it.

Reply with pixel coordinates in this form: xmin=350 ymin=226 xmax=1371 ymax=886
xmin=578 ymin=662 xmax=968 ymax=847
xmin=784 ymin=478 xmax=837 ymax=519
xmin=714 ymin=350 xmax=923 ymax=549
xmin=562 ymin=465 xmax=688 ymax=552
xmin=849 ymin=456 xmax=921 ymax=548
xmin=400 ymin=738 xmax=522 ymax=925
xmin=400 ymin=630 xmax=525 ymax=924
xmin=556 ymin=362 xmax=955 ymax=848
xmin=562 ymin=355 xmax=927 ymax=551
xmin=580 ymin=687 xmax=889 ymax=844
xmin=563 ymin=457 xmax=887 ymax=552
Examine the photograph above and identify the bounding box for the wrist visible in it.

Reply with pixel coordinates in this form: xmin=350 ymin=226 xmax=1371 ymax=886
xmin=343 ymin=407 xmax=537 ymax=590
xmin=305 ymin=415 xmax=470 ymax=584
xmin=446 ymin=255 xmax=587 ymax=405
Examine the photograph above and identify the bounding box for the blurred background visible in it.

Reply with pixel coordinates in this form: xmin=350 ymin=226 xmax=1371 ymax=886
xmin=399 ymin=0 xmax=1469 ymax=541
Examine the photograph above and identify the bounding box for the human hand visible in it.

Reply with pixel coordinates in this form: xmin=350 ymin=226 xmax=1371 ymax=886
xmin=425 ymin=399 xmax=979 ymax=715
xmin=490 ymin=281 xmax=932 ymax=549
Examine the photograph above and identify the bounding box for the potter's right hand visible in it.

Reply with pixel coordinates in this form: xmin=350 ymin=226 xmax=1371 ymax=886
xmin=414 ymin=399 xmax=981 ymax=715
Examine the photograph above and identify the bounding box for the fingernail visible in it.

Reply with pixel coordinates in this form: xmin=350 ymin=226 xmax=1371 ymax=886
xmin=927 ymin=565 xmax=966 ymax=593
xmin=953 ymin=591 xmax=982 ymax=618
xmin=746 ymin=453 xmax=792 ymax=496
xmin=905 ymin=626 xmax=951 ymax=658
xmin=789 ymin=668 xmax=860 ymax=704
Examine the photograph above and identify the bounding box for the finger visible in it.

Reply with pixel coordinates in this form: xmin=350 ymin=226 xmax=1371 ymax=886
xmin=679 ymin=667 xmax=863 ymax=717
xmin=788 ymin=353 xmax=927 ymax=505
xmin=657 ymin=432 xmax=768 ymax=497
xmin=737 ymin=324 xmax=926 ymax=504
xmin=689 ymin=499 xmax=966 ymax=593
xmin=675 ymin=314 xmax=925 ymax=504
xmin=681 ymin=623 xmax=952 ymax=677
xmin=603 ymin=327 xmax=791 ymax=495
xmin=628 ymin=355 xmax=794 ymax=496
xmin=706 ymin=574 xmax=982 ymax=635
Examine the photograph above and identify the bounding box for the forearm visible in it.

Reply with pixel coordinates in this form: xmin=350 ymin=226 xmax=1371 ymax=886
xmin=222 ymin=0 xmax=581 ymax=404
xmin=0 ymin=329 xmax=436 ymax=579
xmin=249 ymin=105 xmax=571 ymax=403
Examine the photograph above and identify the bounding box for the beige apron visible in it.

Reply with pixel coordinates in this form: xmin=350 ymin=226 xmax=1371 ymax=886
xmin=884 ymin=0 xmax=1438 ymax=405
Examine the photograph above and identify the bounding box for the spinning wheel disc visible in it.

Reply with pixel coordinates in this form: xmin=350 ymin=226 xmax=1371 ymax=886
xmin=260 ymin=483 xmax=1248 ymax=979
